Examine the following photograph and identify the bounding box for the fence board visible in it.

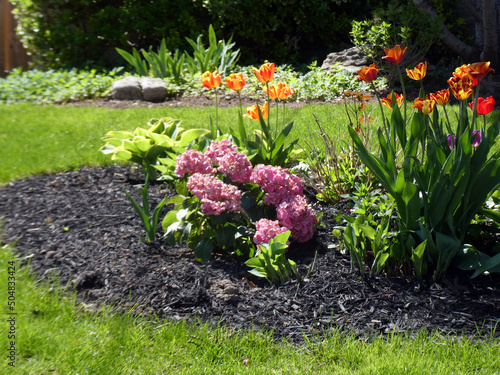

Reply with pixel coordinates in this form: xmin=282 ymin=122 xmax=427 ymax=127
xmin=1 ymin=0 xmax=30 ymax=77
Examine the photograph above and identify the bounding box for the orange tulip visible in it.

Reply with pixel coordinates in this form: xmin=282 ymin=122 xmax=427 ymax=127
xmin=356 ymin=64 xmax=379 ymax=82
xmin=406 ymin=62 xmax=427 ymax=81
xmin=381 ymin=93 xmax=404 ymax=109
xmin=262 ymin=83 xmax=283 ymax=100
xmin=253 ymin=62 xmax=275 ymax=84
xmin=429 ymin=89 xmax=450 ymax=105
xmin=448 ymin=75 xmax=474 ymax=101
xmin=412 ymin=96 xmax=435 ymax=115
xmin=279 ymin=83 xmax=296 ymax=100
xmin=263 ymin=82 xmax=296 ymax=100
xmin=382 ymin=45 xmax=407 ymax=64
xmin=469 ymin=62 xmax=495 ymax=84
xmin=245 ymin=102 xmax=269 ymax=120
xmin=225 ymin=73 xmax=247 ymax=91
xmin=201 ymin=70 xmax=222 ymax=89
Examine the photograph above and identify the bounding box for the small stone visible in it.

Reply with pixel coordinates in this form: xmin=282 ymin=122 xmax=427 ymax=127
xmin=112 ymin=76 xmax=143 ymax=100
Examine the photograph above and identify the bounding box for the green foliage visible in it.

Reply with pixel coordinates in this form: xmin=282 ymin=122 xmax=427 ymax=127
xmin=334 ymin=190 xmax=398 ymax=276
xmin=11 ymin=0 xmax=212 ymax=69
xmin=350 ymin=1 xmax=441 ymax=83
xmin=116 ymin=25 xmax=239 ymax=82
xmin=12 ymin=0 xmax=380 ymax=70
xmin=124 ymin=174 xmax=168 ymax=242
xmin=0 ymin=68 xmax=121 ymax=105
xmin=184 ymin=24 xmax=240 ymax=76
xmin=299 ymin=95 xmax=379 ymax=203
xmin=245 ymin=231 xmax=300 ymax=285
xmin=162 ymin=188 xmax=256 ymax=264
xmin=290 ymin=62 xmax=386 ymax=102
xmin=229 ymin=112 xmax=300 ymax=168
xmin=349 ymin=92 xmax=500 ymax=281
xmin=202 ymin=0 xmax=378 ymax=66
xmin=100 ymin=117 xmax=209 ymax=180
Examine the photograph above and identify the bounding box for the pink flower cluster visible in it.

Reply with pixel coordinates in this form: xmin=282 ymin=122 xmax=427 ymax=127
xmin=175 ymin=150 xmax=214 ymax=178
xmin=253 ymin=219 xmax=289 ymax=246
xmin=206 ymin=140 xmax=253 ymax=183
xmin=187 ymin=173 xmax=241 ymax=216
xmin=277 ymin=195 xmax=317 ymax=243
xmin=205 ymin=139 xmax=238 ymax=164
xmin=250 ymin=164 xmax=304 ymax=206
xmin=218 ymin=152 xmax=253 ymax=183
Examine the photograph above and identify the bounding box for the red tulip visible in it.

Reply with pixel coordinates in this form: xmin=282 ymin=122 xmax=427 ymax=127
xmin=469 ymin=96 xmax=495 ymax=115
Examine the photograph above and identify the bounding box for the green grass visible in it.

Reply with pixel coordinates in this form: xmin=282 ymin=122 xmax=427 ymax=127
xmin=1 ymin=102 xmax=500 ymax=373
xmin=0 ymin=102 xmax=353 ymax=184
xmin=1 ymin=245 xmax=499 ymax=374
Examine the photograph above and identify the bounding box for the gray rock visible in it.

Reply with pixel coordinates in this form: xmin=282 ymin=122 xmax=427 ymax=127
xmin=111 ymin=76 xmax=167 ymax=102
xmin=112 ymin=76 xmax=142 ymax=100
xmin=321 ymin=46 xmax=371 ymax=74
xmin=140 ymin=77 xmax=167 ymax=102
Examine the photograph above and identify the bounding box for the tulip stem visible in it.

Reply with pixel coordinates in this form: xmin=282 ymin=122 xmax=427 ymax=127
xmin=237 ymin=91 xmax=243 ymax=118
xmin=265 ymin=82 xmax=271 ymax=130
xmin=396 ymin=65 xmax=407 ymax=122
xmin=214 ymin=88 xmax=219 ymax=128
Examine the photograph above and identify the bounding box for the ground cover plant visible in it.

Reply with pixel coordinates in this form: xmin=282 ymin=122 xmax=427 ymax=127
xmin=2 ymin=53 xmax=498 ymax=373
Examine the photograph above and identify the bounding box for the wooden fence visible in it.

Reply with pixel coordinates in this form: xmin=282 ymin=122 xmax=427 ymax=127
xmin=1 ymin=0 xmax=30 ymax=77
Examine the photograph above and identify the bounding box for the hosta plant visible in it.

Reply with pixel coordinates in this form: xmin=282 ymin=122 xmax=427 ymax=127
xmin=100 ymin=117 xmax=209 ymax=181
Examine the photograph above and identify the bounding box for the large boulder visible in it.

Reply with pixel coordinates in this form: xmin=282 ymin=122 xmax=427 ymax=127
xmin=321 ymin=46 xmax=371 ymax=74
xmin=111 ymin=77 xmax=167 ymax=102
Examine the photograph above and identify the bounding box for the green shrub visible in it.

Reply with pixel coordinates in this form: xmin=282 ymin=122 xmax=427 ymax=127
xmin=12 ymin=0 xmax=381 ymax=70
xmin=11 ymin=0 xmax=212 ymax=69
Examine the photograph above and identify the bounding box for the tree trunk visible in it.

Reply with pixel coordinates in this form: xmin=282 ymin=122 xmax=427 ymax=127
xmin=481 ymin=0 xmax=499 ymax=67
xmin=412 ymin=0 xmax=479 ymax=62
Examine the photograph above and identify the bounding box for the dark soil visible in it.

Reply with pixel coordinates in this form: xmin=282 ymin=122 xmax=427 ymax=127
xmin=1 ymin=164 xmax=500 ymax=342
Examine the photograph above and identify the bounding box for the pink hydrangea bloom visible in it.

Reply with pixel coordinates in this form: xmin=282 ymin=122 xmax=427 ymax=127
xmin=187 ymin=173 xmax=242 ymax=215
xmin=175 ymin=150 xmax=215 ymax=178
xmin=250 ymin=164 xmax=304 ymax=206
xmin=218 ymin=152 xmax=253 ymax=183
xmin=277 ymin=195 xmax=317 ymax=243
xmin=253 ymin=219 xmax=289 ymax=246
xmin=204 ymin=140 xmax=238 ymax=165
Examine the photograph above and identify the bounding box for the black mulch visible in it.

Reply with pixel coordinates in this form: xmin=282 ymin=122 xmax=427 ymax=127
xmin=1 ymin=165 xmax=500 ymax=341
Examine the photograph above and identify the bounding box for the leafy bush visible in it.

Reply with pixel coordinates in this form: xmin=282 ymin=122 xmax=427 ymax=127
xmin=12 ymin=0 xmax=381 ymax=69
xmin=0 ymin=68 xmax=121 ymax=104
xmin=11 ymin=0 xmax=212 ymax=69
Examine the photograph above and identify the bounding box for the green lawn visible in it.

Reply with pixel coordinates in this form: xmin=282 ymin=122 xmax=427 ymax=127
xmin=1 ymin=102 xmax=499 ymax=374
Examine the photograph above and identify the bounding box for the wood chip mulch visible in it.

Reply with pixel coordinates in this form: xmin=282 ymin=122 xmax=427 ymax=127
xmin=1 ymin=165 xmax=499 ymax=341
